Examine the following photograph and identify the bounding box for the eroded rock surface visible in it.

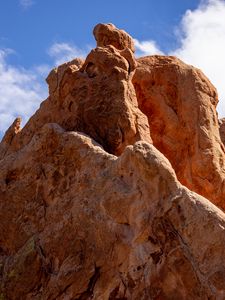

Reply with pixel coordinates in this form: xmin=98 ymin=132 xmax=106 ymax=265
xmin=219 ymin=118 xmax=225 ymax=145
xmin=0 ymin=23 xmax=225 ymax=299
xmin=0 ymin=124 xmax=225 ymax=299
xmin=93 ymin=23 xmax=135 ymax=52
xmin=0 ymin=117 xmax=21 ymax=160
xmin=133 ymin=55 xmax=225 ymax=210
xmin=3 ymin=28 xmax=150 ymax=157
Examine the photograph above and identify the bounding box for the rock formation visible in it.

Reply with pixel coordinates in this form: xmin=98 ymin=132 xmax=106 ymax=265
xmin=1 ymin=24 xmax=150 ymax=158
xmin=93 ymin=23 xmax=135 ymax=52
xmin=0 ymin=23 xmax=225 ymax=299
xmin=133 ymin=56 xmax=225 ymax=210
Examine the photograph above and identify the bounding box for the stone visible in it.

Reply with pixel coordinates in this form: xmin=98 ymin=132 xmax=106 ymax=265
xmin=133 ymin=55 xmax=225 ymax=210
xmin=93 ymin=23 xmax=135 ymax=52
xmin=219 ymin=118 xmax=225 ymax=145
xmin=0 ymin=125 xmax=225 ymax=299
xmin=0 ymin=23 xmax=225 ymax=299
xmin=76 ymin=46 xmax=151 ymax=155
xmin=0 ymin=117 xmax=21 ymax=160
xmin=2 ymin=35 xmax=150 ymax=157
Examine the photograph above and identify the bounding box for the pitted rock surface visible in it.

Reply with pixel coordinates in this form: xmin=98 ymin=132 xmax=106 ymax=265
xmin=2 ymin=30 xmax=150 ymax=157
xmin=0 ymin=23 xmax=225 ymax=299
xmin=93 ymin=23 xmax=135 ymax=52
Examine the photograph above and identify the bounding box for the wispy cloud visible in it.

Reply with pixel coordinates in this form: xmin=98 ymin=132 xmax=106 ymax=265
xmin=0 ymin=49 xmax=47 ymax=135
xmin=135 ymin=0 xmax=225 ymax=118
xmin=48 ymin=42 xmax=88 ymax=66
xmin=0 ymin=41 xmax=89 ymax=137
xmin=19 ymin=0 xmax=35 ymax=10
xmin=171 ymin=0 xmax=225 ymax=117
xmin=134 ymin=39 xmax=164 ymax=57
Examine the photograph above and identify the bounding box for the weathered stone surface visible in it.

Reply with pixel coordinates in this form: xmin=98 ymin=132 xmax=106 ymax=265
xmin=133 ymin=55 xmax=225 ymax=210
xmin=0 ymin=23 xmax=225 ymax=299
xmin=0 ymin=124 xmax=225 ymax=299
xmin=93 ymin=23 xmax=135 ymax=52
xmin=2 ymin=39 xmax=150 ymax=157
xmin=0 ymin=117 xmax=21 ymax=160
xmin=219 ymin=118 xmax=225 ymax=145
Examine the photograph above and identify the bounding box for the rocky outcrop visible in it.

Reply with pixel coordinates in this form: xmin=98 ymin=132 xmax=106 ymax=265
xmin=133 ymin=55 xmax=225 ymax=210
xmin=2 ymin=25 xmax=150 ymax=157
xmin=0 ymin=23 xmax=225 ymax=299
xmin=0 ymin=124 xmax=225 ymax=299
xmin=0 ymin=117 xmax=21 ymax=160
xmin=93 ymin=23 xmax=135 ymax=52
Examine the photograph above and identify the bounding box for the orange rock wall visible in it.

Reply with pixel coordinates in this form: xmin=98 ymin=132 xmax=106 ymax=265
xmin=0 ymin=23 xmax=225 ymax=299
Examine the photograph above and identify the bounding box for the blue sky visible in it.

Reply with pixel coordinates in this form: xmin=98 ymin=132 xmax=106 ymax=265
xmin=0 ymin=0 xmax=199 ymax=67
xmin=1 ymin=0 xmax=225 ymax=136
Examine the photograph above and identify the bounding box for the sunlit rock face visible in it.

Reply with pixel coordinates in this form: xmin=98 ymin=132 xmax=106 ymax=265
xmin=133 ymin=55 xmax=225 ymax=210
xmin=0 ymin=23 xmax=225 ymax=299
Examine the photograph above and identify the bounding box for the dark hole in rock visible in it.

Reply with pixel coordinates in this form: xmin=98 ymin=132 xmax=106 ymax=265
xmin=68 ymin=101 xmax=73 ymax=112
xmin=85 ymin=62 xmax=98 ymax=78
xmin=151 ymin=250 xmax=163 ymax=264
xmin=5 ymin=170 xmax=18 ymax=185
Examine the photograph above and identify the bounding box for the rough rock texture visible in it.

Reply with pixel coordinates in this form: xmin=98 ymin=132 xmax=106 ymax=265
xmin=219 ymin=118 xmax=225 ymax=145
xmin=2 ymin=35 xmax=150 ymax=157
xmin=93 ymin=23 xmax=135 ymax=52
xmin=0 ymin=23 xmax=225 ymax=299
xmin=0 ymin=117 xmax=21 ymax=159
xmin=0 ymin=124 xmax=225 ymax=299
xmin=133 ymin=56 xmax=225 ymax=210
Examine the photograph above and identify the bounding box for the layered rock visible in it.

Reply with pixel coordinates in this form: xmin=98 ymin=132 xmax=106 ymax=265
xmin=133 ymin=55 xmax=225 ymax=210
xmin=0 ymin=23 xmax=225 ymax=299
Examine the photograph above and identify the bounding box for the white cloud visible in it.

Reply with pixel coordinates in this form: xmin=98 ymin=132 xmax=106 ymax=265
xmin=134 ymin=39 xmax=164 ymax=57
xmin=170 ymin=0 xmax=225 ymax=117
xmin=19 ymin=0 xmax=35 ymax=10
xmin=0 ymin=49 xmax=47 ymax=135
xmin=0 ymin=41 xmax=89 ymax=137
xmin=34 ymin=64 xmax=51 ymax=78
xmin=0 ymin=41 xmax=88 ymax=137
xmin=48 ymin=42 xmax=87 ymax=66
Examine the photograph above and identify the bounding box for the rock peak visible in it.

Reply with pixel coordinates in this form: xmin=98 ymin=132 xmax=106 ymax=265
xmin=0 ymin=23 xmax=225 ymax=299
xmin=93 ymin=23 xmax=135 ymax=52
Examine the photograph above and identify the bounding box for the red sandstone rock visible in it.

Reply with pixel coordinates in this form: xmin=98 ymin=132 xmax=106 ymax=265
xmin=133 ymin=55 xmax=225 ymax=210
xmin=0 ymin=117 xmax=21 ymax=160
xmin=219 ymin=118 xmax=225 ymax=145
xmin=3 ymin=40 xmax=150 ymax=157
xmin=0 ymin=125 xmax=225 ymax=299
xmin=93 ymin=23 xmax=135 ymax=52
xmin=0 ymin=23 xmax=225 ymax=299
